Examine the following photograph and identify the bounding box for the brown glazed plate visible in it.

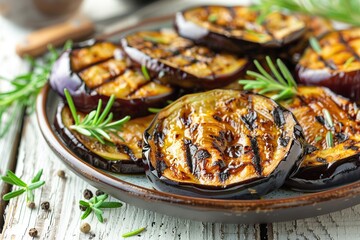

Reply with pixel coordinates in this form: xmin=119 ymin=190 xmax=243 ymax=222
xmin=36 ymin=16 xmax=360 ymax=224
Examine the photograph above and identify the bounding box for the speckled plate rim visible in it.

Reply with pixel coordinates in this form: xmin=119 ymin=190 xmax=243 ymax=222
xmin=36 ymin=15 xmax=360 ymax=223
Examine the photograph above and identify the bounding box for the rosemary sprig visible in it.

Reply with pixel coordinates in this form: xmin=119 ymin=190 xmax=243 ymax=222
xmin=259 ymin=0 xmax=360 ymax=26
xmin=1 ymin=169 xmax=45 ymax=204
xmin=0 ymin=41 xmax=72 ymax=138
xmin=79 ymin=194 xmax=122 ymax=223
xmin=238 ymin=56 xmax=297 ymax=101
xmin=322 ymin=109 xmax=334 ymax=148
xmin=64 ymin=89 xmax=130 ymax=144
xmin=141 ymin=65 xmax=151 ymax=81
xmin=326 ymin=131 xmax=334 ymax=148
xmin=122 ymin=227 xmax=146 ymax=238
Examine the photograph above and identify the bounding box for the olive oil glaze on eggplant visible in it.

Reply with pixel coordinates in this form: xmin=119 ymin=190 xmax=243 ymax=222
xmin=49 ymin=40 xmax=177 ymax=119
xmin=282 ymin=86 xmax=360 ymax=191
xmin=143 ymin=90 xmax=305 ymax=199
xmin=54 ymin=103 xmax=152 ymax=173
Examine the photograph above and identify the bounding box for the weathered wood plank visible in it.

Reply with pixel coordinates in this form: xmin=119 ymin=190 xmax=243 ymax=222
xmin=1 ymin=114 xmax=257 ymax=239
xmin=0 ymin=17 xmax=30 ymax=230
xmin=271 ymin=205 xmax=360 ymax=240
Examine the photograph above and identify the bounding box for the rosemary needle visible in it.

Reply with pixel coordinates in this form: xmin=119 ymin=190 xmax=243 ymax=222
xmin=122 ymin=227 xmax=146 ymax=238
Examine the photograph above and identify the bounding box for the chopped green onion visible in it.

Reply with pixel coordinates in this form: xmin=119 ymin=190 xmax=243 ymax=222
xmin=208 ymin=14 xmax=218 ymax=22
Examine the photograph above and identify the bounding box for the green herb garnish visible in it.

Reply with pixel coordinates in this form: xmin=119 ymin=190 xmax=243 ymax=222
xmin=64 ymin=89 xmax=130 ymax=144
xmin=322 ymin=109 xmax=334 ymax=129
xmin=122 ymin=227 xmax=146 ymax=238
xmin=259 ymin=0 xmax=360 ymax=26
xmin=314 ymin=136 xmax=322 ymax=143
xmin=79 ymin=194 xmax=122 ymax=223
xmin=344 ymin=57 xmax=355 ymax=69
xmin=141 ymin=65 xmax=151 ymax=81
xmin=208 ymin=14 xmax=218 ymax=23
xmin=322 ymin=109 xmax=334 ymax=148
xmin=1 ymin=169 xmax=45 ymax=204
xmin=309 ymin=37 xmax=322 ymax=54
xmin=148 ymin=108 xmax=162 ymax=113
xmin=143 ymin=36 xmax=167 ymax=44
xmin=326 ymin=131 xmax=334 ymax=148
xmin=238 ymin=56 xmax=297 ymax=101
xmin=0 ymin=41 xmax=72 ymax=138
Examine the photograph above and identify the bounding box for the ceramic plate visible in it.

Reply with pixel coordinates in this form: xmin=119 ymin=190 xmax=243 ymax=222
xmin=36 ymin=16 xmax=360 ymax=224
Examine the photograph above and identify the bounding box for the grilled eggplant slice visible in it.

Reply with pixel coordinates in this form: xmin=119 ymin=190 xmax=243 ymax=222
xmin=49 ymin=40 xmax=176 ymax=118
xmin=296 ymin=29 xmax=360 ymax=102
xmin=282 ymin=86 xmax=360 ymax=191
xmin=282 ymin=15 xmax=333 ymax=63
xmin=143 ymin=90 xmax=304 ymax=199
xmin=174 ymin=5 xmax=306 ymax=54
xmin=121 ymin=30 xmax=249 ymax=89
xmin=54 ymin=103 xmax=154 ymax=173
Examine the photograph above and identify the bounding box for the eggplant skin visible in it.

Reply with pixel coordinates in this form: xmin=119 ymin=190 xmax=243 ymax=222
xmin=121 ymin=30 xmax=249 ymax=90
xmin=49 ymin=40 xmax=176 ymax=118
xmin=296 ymin=29 xmax=360 ymax=102
xmin=174 ymin=5 xmax=306 ymax=54
xmin=143 ymin=90 xmax=304 ymax=199
xmin=282 ymin=86 xmax=360 ymax=191
xmin=54 ymin=103 xmax=150 ymax=174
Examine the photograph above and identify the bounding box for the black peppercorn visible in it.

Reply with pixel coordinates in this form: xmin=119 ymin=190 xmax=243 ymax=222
xmin=41 ymin=201 xmax=50 ymax=211
xmin=83 ymin=189 xmax=93 ymax=200
xmin=29 ymin=228 xmax=38 ymax=237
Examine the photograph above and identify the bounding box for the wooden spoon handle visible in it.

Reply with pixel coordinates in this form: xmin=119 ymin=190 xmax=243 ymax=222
xmin=16 ymin=15 xmax=95 ymax=57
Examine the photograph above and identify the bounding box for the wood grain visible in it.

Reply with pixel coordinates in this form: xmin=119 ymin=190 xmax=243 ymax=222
xmin=271 ymin=205 xmax=360 ymax=240
xmin=0 ymin=114 xmax=257 ymax=239
xmin=0 ymin=19 xmax=30 ymax=230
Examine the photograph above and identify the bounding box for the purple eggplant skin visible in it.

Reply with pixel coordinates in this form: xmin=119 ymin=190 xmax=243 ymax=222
xmin=54 ymin=103 xmax=145 ymax=174
xmin=142 ymin=91 xmax=305 ymax=199
xmin=286 ymin=153 xmax=360 ymax=192
xmin=174 ymin=6 xmax=306 ymax=55
xmin=296 ymin=67 xmax=360 ymax=103
xmin=49 ymin=42 xmax=177 ymax=119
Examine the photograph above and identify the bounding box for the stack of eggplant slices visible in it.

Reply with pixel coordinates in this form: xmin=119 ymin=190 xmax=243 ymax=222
xmin=50 ymin=5 xmax=360 ymax=199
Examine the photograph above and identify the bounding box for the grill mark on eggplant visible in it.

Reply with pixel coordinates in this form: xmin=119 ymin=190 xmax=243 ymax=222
xmin=272 ymin=107 xmax=285 ymax=128
xmin=71 ymin=56 xmax=115 ymax=73
xmin=304 ymin=144 xmax=318 ymax=155
xmin=123 ymin=79 xmax=153 ymax=98
xmin=86 ymin=64 xmax=129 ymax=90
xmin=338 ymin=32 xmax=360 ymax=61
xmin=184 ymin=139 xmax=198 ymax=174
xmin=315 ymin=115 xmax=325 ymax=125
xmin=317 ymin=54 xmax=337 ymax=70
xmin=250 ymin=137 xmax=262 ymax=176
xmin=227 ymin=6 xmax=236 ymax=20
xmin=115 ymin=144 xmax=137 ymax=162
xmin=241 ymin=111 xmax=257 ymax=131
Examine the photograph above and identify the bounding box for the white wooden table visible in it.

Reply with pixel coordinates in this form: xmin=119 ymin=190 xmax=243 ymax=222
xmin=1 ymin=0 xmax=360 ymax=239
